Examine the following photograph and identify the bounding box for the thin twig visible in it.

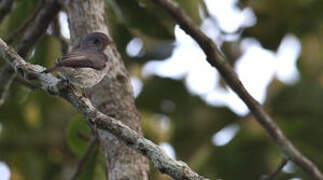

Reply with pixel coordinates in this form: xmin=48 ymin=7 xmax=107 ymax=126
xmin=0 ymin=37 xmax=209 ymax=180
xmin=5 ymin=0 xmax=45 ymax=45
xmin=14 ymin=75 xmax=38 ymax=90
xmin=261 ymin=158 xmax=289 ymax=180
xmin=0 ymin=65 xmax=15 ymax=106
xmin=70 ymin=136 xmax=98 ymax=180
xmin=15 ymin=0 xmax=61 ymax=58
xmin=0 ymin=0 xmax=14 ymax=24
xmin=149 ymin=0 xmax=323 ymax=179
xmin=76 ymin=130 xmax=91 ymax=141
xmin=0 ymin=64 xmax=15 ymax=106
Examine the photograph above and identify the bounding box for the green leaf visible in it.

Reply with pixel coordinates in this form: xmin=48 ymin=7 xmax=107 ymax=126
xmin=65 ymin=116 xmax=91 ymax=156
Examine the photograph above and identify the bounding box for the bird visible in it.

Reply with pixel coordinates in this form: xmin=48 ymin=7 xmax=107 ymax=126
xmin=43 ymin=32 xmax=112 ymax=88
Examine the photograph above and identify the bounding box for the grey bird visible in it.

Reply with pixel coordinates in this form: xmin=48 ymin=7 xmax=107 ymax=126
xmin=43 ymin=32 xmax=112 ymax=88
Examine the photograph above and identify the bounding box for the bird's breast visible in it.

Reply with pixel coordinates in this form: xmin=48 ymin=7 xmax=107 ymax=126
xmin=58 ymin=65 xmax=109 ymax=88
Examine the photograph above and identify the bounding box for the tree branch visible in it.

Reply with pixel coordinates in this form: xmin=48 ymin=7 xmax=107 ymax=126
xmin=0 ymin=0 xmax=14 ymax=24
xmin=14 ymin=75 xmax=38 ymax=90
xmin=64 ymin=0 xmax=150 ymax=179
xmin=0 ymin=38 xmax=209 ymax=180
xmin=261 ymin=158 xmax=289 ymax=180
xmin=71 ymin=136 xmax=98 ymax=180
xmin=0 ymin=64 xmax=15 ymax=105
xmin=5 ymin=0 xmax=45 ymax=45
xmin=0 ymin=0 xmax=60 ymax=107
xmin=15 ymin=0 xmax=60 ymax=58
xmin=149 ymin=0 xmax=323 ymax=179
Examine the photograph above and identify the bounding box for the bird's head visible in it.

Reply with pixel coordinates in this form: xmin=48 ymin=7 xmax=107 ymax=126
xmin=81 ymin=32 xmax=112 ymax=51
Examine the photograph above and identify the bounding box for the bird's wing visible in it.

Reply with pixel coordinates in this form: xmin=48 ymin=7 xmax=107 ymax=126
xmin=56 ymin=51 xmax=106 ymax=70
xmin=56 ymin=51 xmax=107 ymax=70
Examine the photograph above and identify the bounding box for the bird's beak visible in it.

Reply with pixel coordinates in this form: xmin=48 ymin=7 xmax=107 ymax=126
xmin=105 ymin=41 xmax=113 ymax=46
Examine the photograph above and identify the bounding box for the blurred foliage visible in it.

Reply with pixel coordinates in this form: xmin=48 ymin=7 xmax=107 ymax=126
xmin=65 ymin=116 xmax=91 ymax=156
xmin=1 ymin=0 xmax=323 ymax=180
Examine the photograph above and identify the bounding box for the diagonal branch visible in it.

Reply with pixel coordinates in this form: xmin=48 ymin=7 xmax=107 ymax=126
xmin=149 ymin=0 xmax=323 ymax=179
xmin=64 ymin=0 xmax=150 ymax=178
xmin=0 ymin=64 xmax=15 ymax=105
xmin=0 ymin=64 xmax=16 ymax=106
xmin=0 ymin=0 xmax=14 ymax=24
xmin=70 ymin=136 xmax=98 ymax=180
xmin=0 ymin=0 xmax=60 ymax=107
xmin=14 ymin=0 xmax=60 ymax=58
xmin=5 ymin=0 xmax=45 ymax=45
xmin=0 ymin=38 xmax=209 ymax=180
xmin=261 ymin=158 xmax=289 ymax=180
xmin=14 ymin=75 xmax=38 ymax=90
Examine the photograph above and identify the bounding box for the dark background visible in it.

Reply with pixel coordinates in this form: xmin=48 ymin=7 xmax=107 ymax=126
xmin=1 ymin=0 xmax=323 ymax=179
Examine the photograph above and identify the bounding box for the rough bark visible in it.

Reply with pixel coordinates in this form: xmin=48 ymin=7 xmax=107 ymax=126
xmin=0 ymin=37 xmax=209 ymax=180
xmin=62 ymin=0 xmax=149 ymax=179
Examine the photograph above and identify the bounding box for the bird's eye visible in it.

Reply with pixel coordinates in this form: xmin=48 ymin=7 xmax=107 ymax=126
xmin=94 ymin=39 xmax=99 ymax=44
